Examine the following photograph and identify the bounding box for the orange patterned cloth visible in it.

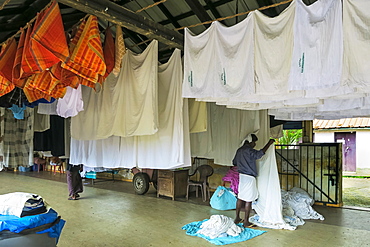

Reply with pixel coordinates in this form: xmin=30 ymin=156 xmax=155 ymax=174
xmin=112 ymin=25 xmax=125 ymax=77
xmin=0 ymin=38 xmax=17 ymax=82
xmin=62 ymin=15 xmax=106 ymax=88
xmin=0 ymin=75 xmax=15 ymax=97
xmin=12 ymin=28 xmax=27 ymax=88
xmin=30 ymin=1 xmax=69 ymax=69
xmin=103 ymin=26 xmax=115 ymax=77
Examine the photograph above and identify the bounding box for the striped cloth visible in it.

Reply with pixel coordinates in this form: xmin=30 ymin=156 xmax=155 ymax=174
xmin=30 ymin=0 xmax=69 ymax=72
xmin=21 ymin=15 xmax=45 ymax=75
xmin=103 ymin=26 xmax=115 ymax=77
xmin=112 ymin=25 xmax=125 ymax=77
xmin=62 ymin=15 xmax=106 ymax=87
xmin=12 ymin=29 xmax=27 ymax=88
xmin=0 ymin=75 xmax=15 ymax=97
xmin=2 ymin=107 xmax=34 ymax=169
xmin=0 ymin=38 xmax=17 ymax=82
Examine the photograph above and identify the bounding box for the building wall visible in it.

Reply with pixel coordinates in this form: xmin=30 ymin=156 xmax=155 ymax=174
xmin=314 ymin=131 xmax=334 ymax=142
xmin=314 ymin=129 xmax=370 ymax=169
xmin=355 ymin=130 xmax=370 ymax=169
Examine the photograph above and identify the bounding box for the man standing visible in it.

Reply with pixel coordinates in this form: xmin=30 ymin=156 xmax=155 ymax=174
xmin=233 ymin=134 xmax=275 ymax=228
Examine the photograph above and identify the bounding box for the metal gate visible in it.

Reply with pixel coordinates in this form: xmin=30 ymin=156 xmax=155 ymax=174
xmin=275 ymin=143 xmax=342 ymax=206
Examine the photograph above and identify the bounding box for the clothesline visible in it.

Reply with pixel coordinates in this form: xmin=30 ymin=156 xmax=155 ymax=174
xmin=136 ymin=0 xmax=167 ymax=13
xmin=175 ymin=0 xmax=293 ymax=31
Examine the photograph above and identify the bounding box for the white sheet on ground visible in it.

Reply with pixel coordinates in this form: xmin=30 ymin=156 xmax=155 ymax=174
xmin=197 ymin=215 xmax=243 ymax=239
xmin=0 ymin=192 xmax=42 ymax=217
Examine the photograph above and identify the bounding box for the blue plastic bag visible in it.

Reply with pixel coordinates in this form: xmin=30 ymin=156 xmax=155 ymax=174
xmin=210 ymin=186 xmax=237 ymax=210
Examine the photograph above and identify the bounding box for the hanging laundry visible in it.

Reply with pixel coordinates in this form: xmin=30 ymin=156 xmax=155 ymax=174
xmin=137 ymin=49 xmax=190 ymax=169
xmin=288 ymin=0 xmax=342 ymax=91
xmin=213 ymin=13 xmax=255 ymax=100
xmin=9 ymin=104 xmax=26 ymax=120
xmin=2 ymin=108 xmax=34 ymax=169
xmin=254 ymin=1 xmax=299 ymax=101
xmin=188 ymin=99 xmax=207 ymax=133
xmin=97 ymin=40 xmax=158 ymax=138
xmin=21 ymin=13 xmax=45 ymax=75
xmin=183 ymin=23 xmax=218 ymax=99
xmin=103 ymin=26 xmax=115 ymax=77
xmin=62 ymin=15 xmax=106 ymax=87
xmin=12 ymin=28 xmax=27 ymax=88
xmin=0 ymin=38 xmax=17 ymax=82
xmin=342 ymin=0 xmax=370 ymax=92
xmin=30 ymin=1 xmax=69 ymax=72
xmin=56 ymin=85 xmax=84 ymax=118
xmin=251 ymin=144 xmax=295 ymax=230
xmin=0 ymin=75 xmax=15 ymax=97
xmin=34 ymin=107 xmax=50 ymax=132
xmin=38 ymin=100 xmax=58 ymax=115
xmin=112 ymin=25 xmax=125 ymax=77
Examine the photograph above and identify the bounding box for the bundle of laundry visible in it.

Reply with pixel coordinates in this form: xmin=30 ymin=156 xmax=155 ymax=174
xmin=0 ymin=192 xmax=65 ymax=244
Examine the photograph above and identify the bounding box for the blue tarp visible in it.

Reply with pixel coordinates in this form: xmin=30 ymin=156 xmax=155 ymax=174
xmin=0 ymin=208 xmax=65 ymax=243
xmin=182 ymin=219 xmax=266 ymax=245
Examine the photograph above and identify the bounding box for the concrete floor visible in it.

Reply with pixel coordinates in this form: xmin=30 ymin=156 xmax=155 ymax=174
xmin=1 ymin=171 xmax=370 ymax=247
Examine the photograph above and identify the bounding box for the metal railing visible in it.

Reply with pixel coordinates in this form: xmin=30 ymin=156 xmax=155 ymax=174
xmin=275 ymin=143 xmax=342 ymax=205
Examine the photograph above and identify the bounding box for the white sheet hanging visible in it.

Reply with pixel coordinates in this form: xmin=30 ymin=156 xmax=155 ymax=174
xmin=190 ymin=104 xmax=269 ymax=166
xmin=188 ymin=99 xmax=207 ymax=133
xmin=34 ymin=107 xmax=50 ymax=132
xmin=98 ymin=40 xmax=158 ymax=138
xmin=183 ymin=24 xmax=217 ymax=99
xmin=288 ymin=0 xmax=342 ymax=91
xmin=56 ymin=85 xmax=84 ymax=118
xmin=342 ymin=0 xmax=370 ymax=92
xmin=254 ymin=1 xmax=299 ymax=101
xmin=212 ymin=14 xmax=255 ymax=99
xmin=137 ymin=49 xmax=190 ymax=169
xmin=251 ymin=144 xmax=295 ymax=230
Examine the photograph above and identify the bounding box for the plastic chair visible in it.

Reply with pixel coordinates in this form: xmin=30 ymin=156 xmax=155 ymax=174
xmin=186 ymin=165 xmax=214 ymax=202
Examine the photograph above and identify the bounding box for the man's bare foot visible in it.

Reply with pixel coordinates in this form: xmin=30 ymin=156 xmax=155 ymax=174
xmin=234 ymin=218 xmax=243 ymax=224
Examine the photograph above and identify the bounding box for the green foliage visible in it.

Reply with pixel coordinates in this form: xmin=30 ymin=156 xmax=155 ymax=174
xmin=277 ymin=129 xmax=303 ymax=146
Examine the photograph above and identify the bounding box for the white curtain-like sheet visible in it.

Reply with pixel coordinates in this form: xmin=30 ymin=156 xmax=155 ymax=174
xmin=33 ymin=107 xmax=50 ymax=132
xmin=188 ymin=99 xmax=207 ymax=133
xmin=137 ymin=49 xmax=191 ymax=169
xmin=288 ymin=0 xmax=342 ymax=91
xmin=183 ymin=24 xmax=217 ymax=99
xmin=253 ymin=1 xmax=300 ymax=101
xmin=70 ymin=47 xmax=190 ymax=169
xmin=190 ymin=104 xmax=269 ymax=166
xmin=342 ymin=0 xmax=370 ymax=92
xmin=181 ymin=0 xmax=370 ymax=120
xmin=56 ymin=85 xmax=84 ymax=118
xmin=71 ymin=40 xmax=158 ymax=140
xmin=251 ymin=144 xmax=295 ymax=230
xmin=37 ymin=101 xmax=58 ymax=115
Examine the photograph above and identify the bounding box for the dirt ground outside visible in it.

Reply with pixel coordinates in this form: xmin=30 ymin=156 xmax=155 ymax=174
xmin=342 ymin=168 xmax=370 ymax=209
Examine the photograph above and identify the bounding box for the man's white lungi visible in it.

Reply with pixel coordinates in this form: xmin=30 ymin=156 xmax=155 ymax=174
xmin=237 ymin=174 xmax=258 ymax=202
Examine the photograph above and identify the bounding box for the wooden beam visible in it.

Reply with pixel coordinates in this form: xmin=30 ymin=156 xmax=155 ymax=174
xmin=57 ymin=0 xmax=183 ymax=50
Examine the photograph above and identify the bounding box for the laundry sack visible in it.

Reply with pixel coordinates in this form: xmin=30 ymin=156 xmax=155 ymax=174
xmin=210 ymin=186 xmax=237 ymax=210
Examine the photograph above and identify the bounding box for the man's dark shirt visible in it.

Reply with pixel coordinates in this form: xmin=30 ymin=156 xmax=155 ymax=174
xmin=232 ymin=145 xmax=264 ymax=177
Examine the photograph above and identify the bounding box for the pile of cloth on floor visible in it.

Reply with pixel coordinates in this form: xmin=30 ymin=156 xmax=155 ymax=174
xmin=250 ymin=187 xmax=325 ymax=229
xmin=0 ymin=192 xmax=65 ymax=243
xmin=182 ymin=214 xmax=266 ymax=245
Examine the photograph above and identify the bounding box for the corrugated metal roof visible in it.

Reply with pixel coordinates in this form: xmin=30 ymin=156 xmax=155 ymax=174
xmin=313 ymin=118 xmax=370 ymax=129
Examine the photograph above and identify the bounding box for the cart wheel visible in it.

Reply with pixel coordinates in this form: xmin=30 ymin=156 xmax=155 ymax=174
xmin=133 ymin=173 xmax=150 ymax=195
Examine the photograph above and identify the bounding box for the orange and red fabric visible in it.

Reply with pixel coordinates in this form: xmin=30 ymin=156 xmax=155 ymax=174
xmin=0 ymin=75 xmax=15 ymax=97
xmin=62 ymin=15 xmax=106 ymax=88
xmin=12 ymin=28 xmax=27 ymax=88
xmin=0 ymin=38 xmax=17 ymax=82
xmin=30 ymin=1 xmax=69 ymax=70
xmin=103 ymin=26 xmax=115 ymax=77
